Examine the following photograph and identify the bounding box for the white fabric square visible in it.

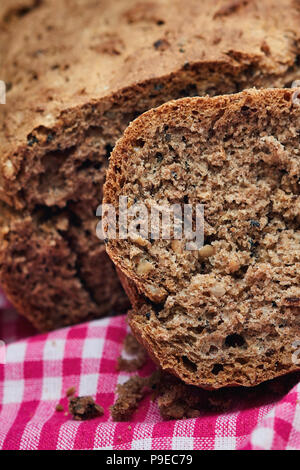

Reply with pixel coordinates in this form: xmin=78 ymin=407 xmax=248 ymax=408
xmin=3 ymin=379 xmax=24 ymax=404
xmin=251 ymin=427 xmax=274 ymax=450
xmin=42 ymin=376 xmax=62 ymax=400
xmin=43 ymin=339 xmax=65 ymax=361
xmin=82 ymin=338 xmax=104 ymax=359
xmin=131 ymin=438 xmax=152 ymax=450
xmin=6 ymin=342 xmax=27 ymax=363
xmin=79 ymin=373 xmax=99 ymax=396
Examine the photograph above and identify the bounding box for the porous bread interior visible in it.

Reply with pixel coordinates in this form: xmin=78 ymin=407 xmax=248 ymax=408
xmin=105 ymin=89 xmax=300 ymax=388
xmin=1 ymin=0 xmax=300 ymax=158
xmin=1 ymin=0 xmax=300 ymax=330
xmin=0 ymin=202 xmax=128 ymax=330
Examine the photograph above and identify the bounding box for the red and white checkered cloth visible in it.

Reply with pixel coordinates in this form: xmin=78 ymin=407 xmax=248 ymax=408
xmin=1 ymin=289 xmax=300 ymax=450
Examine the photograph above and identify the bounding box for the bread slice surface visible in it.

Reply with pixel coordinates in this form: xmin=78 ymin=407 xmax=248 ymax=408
xmin=1 ymin=0 xmax=300 ymax=330
xmin=104 ymin=88 xmax=300 ymax=388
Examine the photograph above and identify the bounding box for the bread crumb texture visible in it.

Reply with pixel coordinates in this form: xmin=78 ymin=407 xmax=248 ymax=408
xmin=111 ymin=372 xmax=160 ymax=421
xmin=105 ymin=89 xmax=300 ymax=388
xmin=1 ymin=0 xmax=300 ymax=330
xmin=117 ymin=333 xmax=147 ymax=372
xmin=157 ymin=370 xmax=299 ymax=420
xmin=111 ymin=369 xmax=300 ymax=421
xmin=68 ymin=396 xmax=104 ymax=421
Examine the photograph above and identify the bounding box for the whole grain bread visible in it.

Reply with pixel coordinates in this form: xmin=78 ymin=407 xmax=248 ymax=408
xmin=1 ymin=0 xmax=300 ymax=330
xmin=104 ymin=88 xmax=300 ymax=389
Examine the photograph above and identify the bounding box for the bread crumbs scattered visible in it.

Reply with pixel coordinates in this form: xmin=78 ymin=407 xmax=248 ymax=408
xmin=69 ymin=396 xmax=104 ymax=421
xmin=124 ymin=333 xmax=143 ymax=356
xmin=55 ymin=404 xmax=64 ymax=412
xmin=66 ymin=386 xmax=76 ymax=397
xmin=117 ymin=333 xmax=147 ymax=372
xmin=110 ymin=371 xmax=160 ymax=421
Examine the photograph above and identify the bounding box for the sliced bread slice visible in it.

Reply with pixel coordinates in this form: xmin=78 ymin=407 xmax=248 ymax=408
xmin=104 ymin=89 xmax=300 ymax=389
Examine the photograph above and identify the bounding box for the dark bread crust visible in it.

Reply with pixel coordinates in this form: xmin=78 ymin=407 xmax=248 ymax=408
xmin=117 ymin=268 xmax=144 ymax=310
xmin=1 ymin=0 xmax=300 ymax=330
xmin=104 ymin=89 xmax=300 ymax=389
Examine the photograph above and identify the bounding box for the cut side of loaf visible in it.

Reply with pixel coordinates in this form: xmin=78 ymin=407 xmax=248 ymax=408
xmin=1 ymin=0 xmax=300 ymax=330
xmin=104 ymin=89 xmax=300 ymax=389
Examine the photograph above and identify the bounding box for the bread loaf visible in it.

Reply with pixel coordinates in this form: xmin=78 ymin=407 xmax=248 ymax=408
xmin=1 ymin=0 xmax=300 ymax=330
xmin=104 ymin=88 xmax=300 ymax=388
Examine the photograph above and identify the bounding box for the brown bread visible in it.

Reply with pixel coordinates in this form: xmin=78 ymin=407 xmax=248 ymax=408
xmin=1 ymin=0 xmax=300 ymax=330
xmin=104 ymin=89 xmax=300 ymax=388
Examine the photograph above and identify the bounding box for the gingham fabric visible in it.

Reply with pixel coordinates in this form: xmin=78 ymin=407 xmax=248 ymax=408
xmin=1 ymin=290 xmax=300 ymax=450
